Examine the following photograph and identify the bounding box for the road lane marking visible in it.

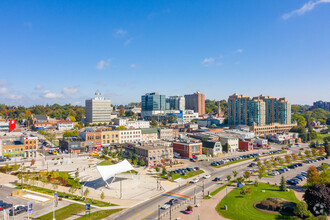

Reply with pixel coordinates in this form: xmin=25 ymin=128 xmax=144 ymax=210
xmin=139 ymin=211 xmax=154 ymax=220
xmin=127 ymin=209 xmax=147 ymax=220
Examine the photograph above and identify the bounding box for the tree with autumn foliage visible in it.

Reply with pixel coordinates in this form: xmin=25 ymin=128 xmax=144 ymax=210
xmin=307 ymin=166 xmax=320 ymax=185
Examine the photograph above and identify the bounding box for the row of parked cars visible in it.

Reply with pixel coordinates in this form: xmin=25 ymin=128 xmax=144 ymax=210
xmin=287 ymin=171 xmax=307 ymax=185
xmin=0 ymin=201 xmax=28 ymax=216
xmin=268 ymin=163 xmax=303 ymax=176
xmin=304 ymin=156 xmax=327 ymax=164
xmin=0 ymin=200 xmax=12 ymax=211
xmin=211 ymin=153 xmax=261 ymax=166
xmin=172 ymin=167 xmax=200 ymax=175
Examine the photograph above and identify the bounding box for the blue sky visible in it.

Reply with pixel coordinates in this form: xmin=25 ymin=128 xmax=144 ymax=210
xmin=0 ymin=0 xmax=329 ymax=106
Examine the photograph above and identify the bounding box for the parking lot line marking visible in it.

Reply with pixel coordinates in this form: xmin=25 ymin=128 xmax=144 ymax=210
xmin=139 ymin=211 xmax=154 ymax=220
xmin=127 ymin=209 xmax=147 ymax=220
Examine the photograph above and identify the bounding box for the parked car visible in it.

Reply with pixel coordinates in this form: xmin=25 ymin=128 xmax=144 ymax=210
xmin=203 ymin=174 xmax=211 ymax=179
xmin=213 ymin=177 xmax=221 ymax=182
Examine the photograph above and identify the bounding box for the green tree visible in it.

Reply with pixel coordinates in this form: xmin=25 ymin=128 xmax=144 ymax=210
xmin=150 ymin=119 xmax=158 ymax=127
xmin=139 ymin=158 xmax=145 ymax=166
xmin=243 ymin=171 xmax=251 ymax=181
xmin=84 ymin=188 xmax=90 ymax=199
xmin=100 ymin=191 xmax=105 ymax=200
xmin=284 ymin=155 xmax=292 ymax=164
xmin=294 ymin=201 xmax=312 ymax=218
xmin=162 ymin=167 xmax=167 ymax=175
xmin=222 ymin=143 xmax=230 ymax=153
xmin=226 ymin=175 xmax=231 ymax=181
xmin=232 ymin=170 xmax=238 ymax=178
xmin=279 ymin=175 xmax=287 ymax=191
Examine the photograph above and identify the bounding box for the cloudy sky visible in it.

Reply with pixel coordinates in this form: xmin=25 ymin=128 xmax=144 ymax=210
xmin=0 ymin=0 xmax=329 ymax=106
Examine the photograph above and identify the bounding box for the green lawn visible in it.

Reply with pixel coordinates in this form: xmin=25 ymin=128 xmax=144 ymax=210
xmin=98 ymin=160 xmax=114 ymax=166
xmin=76 ymin=209 xmax=123 ymax=220
xmin=312 ymin=133 xmax=330 ymax=143
xmin=15 ymin=183 xmax=116 ymax=207
xmin=217 ymin=182 xmax=299 ymax=220
xmin=161 ymin=170 xmax=204 ymax=181
xmin=35 ymin=203 xmax=85 ymax=220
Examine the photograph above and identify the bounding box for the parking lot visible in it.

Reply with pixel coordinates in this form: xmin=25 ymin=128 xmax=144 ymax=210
xmin=0 ymin=186 xmax=71 ymax=219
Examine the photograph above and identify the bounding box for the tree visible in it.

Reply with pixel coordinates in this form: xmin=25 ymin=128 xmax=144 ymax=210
xmin=139 ymin=158 xmax=145 ymax=166
xmin=30 ymin=159 xmax=36 ymax=166
xmin=243 ymin=171 xmax=251 ymax=181
xmin=222 ymin=143 xmax=230 ymax=153
xmin=284 ymin=155 xmax=292 ymax=164
xmin=84 ymin=188 xmax=90 ymax=199
xmin=237 ymin=177 xmax=244 ymax=184
xmin=277 ymin=157 xmax=285 ymax=165
xmin=150 ymin=119 xmax=158 ymax=127
xmin=318 ymin=146 xmax=325 ymax=155
xmin=257 ymin=161 xmax=262 ymax=168
xmin=305 ymin=150 xmax=312 ymax=158
xmin=303 ymin=183 xmax=330 ymax=216
xmin=119 ymin=108 xmax=125 ymax=117
xmin=155 ymin=166 xmax=160 ymax=172
xmin=298 ymin=151 xmax=304 ymax=159
xmin=294 ymin=201 xmax=312 ymax=218
xmin=162 ymin=167 xmax=167 ymax=176
xmin=232 ymin=170 xmax=238 ymax=178
xmin=307 ymin=166 xmax=320 ymax=185
xmin=292 ymin=114 xmax=307 ymax=127
xmin=133 ymin=160 xmax=138 ymax=166
xmin=319 ymin=164 xmax=330 ymax=184
xmin=291 ymin=153 xmax=298 ymax=161
xmin=226 ymin=175 xmax=231 ymax=181
xmin=312 ymin=148 xmax=318 ymax=157
xmin=279 ymin=175 xmax=287 ymax=191
xmin=100 ymin=191 xmax=105 ymax=200
xmin=257 ymin=166 xmax=266 ymax=179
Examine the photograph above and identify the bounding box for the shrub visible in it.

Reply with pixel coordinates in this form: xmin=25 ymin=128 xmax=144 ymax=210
xmin=187 ymin=205 xmax=193 ymax=211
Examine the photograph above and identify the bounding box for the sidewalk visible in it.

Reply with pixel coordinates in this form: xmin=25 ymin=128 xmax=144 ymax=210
xmin=174 ymin=184 xmax=235 ymax=220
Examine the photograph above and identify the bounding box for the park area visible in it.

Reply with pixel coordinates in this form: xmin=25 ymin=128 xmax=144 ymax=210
xmin=217 ymin=182 xmax=299 ymax=220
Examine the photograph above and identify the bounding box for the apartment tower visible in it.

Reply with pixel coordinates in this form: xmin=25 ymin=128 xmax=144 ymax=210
xmin=184 ymin=92 xmax=205 ymax=116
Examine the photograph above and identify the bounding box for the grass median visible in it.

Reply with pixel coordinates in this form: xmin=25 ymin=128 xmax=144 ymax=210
xmin=160 ymin=170 xmax=204 ymax=181
xmin=204 ymin=180 xmax=236 ymax=199
xmin=35 ymin=203 xmax=85 ymax=220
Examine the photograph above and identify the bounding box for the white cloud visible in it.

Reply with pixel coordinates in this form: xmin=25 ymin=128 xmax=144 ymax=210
xmin=0 ymin=87 xmax=9 ymax=95
xmin=114 ymin=28 xmax=127 ymax=37
xmin=42 ymin=90 xmax=64 ymax=99
xmin=62 ymin=86 xmax=78 ymax=95
xmin=0 ymin=79 xmax=8 ymax=86
xmin=96 ymin=59 xmax=111 ymax=70
xmin=124 ymin=38 xmax=133 ymax=46
xmin=8 ymin=94 xmax=22 ymax=100
xmin=282 ymin=0 xmax=330 ymax=20
xmin=130 ymin=64 xmax=136 ymax=68
xmin=235 ymin=49 xmax=243 ymax=53
xmin=35 ymin=85 xmax=44 ymax=90
xmin=202 ymin=57 xmax=215 ymax=65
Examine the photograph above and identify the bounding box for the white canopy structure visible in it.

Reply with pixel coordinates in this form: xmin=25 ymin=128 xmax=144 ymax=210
xmin=96 ymin=159 xmax=135 ymax=188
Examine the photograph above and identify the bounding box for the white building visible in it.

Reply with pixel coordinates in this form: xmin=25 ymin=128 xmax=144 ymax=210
xmin=119 ymin=129 xmax=142 ymax=143
xmin=255 ymin=138 xmax=268 ymax=146
xmin=114 ymin=118 xmax=150 ymax=129
xmin=57 ymin=120 xmax=74 ymax=130
xmin=182 ymin=110 xmax=199 ymax=123
xmin=85 ymin=91 xmax=112 ymax=124
xmin=218 ymin=133 xmax=239 ymax=152
xmin=226 ymin=129 xmax=255 ymax=140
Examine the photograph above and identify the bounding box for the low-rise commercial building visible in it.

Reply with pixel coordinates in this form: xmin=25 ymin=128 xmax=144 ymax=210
xmin=158 ymin=128 xmax=174 ymax=140
xmin=101 ymin=130 xmax=120 ymax=146
xmin=239 ymin=140 xmax=254 ymax=151
xmin=59 ymin=137 xmax=86 ymax=154
xmin=141 ymin=128 xmax=158 ymax=142
xmin=218 ymin=133 xmax=239 ymax=152
xmin=250 ymin=123 xmax=297 ymax=135
xmin=172 ymin=139 xmax=202 ymax=158
xmin=254 ymin=138 xmax=268 ymax=148
xmin=79 ymin=130 xmax=102 ymax=151
xmin=114 ymin=118 xmax=150 ymax=129
xmin=57 ymin=120 xmax=74 ymax=130
xmin=134 ymin=142 xmax=173 ymax=168
xmin=1 ymin=140 xmax=25 ymax=158
xmin=119 ymin=129 xmax=141 ymax=144
xmin=202 ymin=141 xmax=222 ymax=156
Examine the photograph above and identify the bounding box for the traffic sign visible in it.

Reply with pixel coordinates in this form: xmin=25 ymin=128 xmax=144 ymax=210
xmin=86 ymin=204 xmax=91 ymax=211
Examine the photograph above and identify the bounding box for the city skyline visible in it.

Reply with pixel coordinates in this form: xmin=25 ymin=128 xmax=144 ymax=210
xmin=1 ymin=0 xmax=330 ymax=106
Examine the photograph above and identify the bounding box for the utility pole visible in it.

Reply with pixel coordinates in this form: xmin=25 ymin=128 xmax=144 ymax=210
xmin=194 ymin=187 xmax=196 ymax=204
xmin=170 ymin=205 xmax=172 ymax=220
xmin=158 ymin=204 xmax=160 ymax=220
xmin=120 ymin=179 xmax=122 ymax=199
xmin=202 ymin=181 xmax=205 ymax=198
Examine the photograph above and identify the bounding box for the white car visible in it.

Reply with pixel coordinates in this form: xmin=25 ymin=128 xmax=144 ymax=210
xmin=161 ymin=204 xmax=171 ymax=210
xmin=203 ymin=174 xmax=211 ymax=179
xmin=190 ymin=178 xmax=199 ymax=183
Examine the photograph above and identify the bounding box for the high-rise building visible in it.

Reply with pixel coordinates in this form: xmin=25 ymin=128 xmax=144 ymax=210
xmin=313 ymin=100 xmax=330 ymax=111
xmin=141 ymin=92 xmax=166 ymax=116
xmin=166 ymin=96 xmax=185 ymax=111
xmin=184 ymin=92 xmax=205 ymax=116
xmin=228 ymin=93 xmax=291 ymax=126
xmin=85 ymin=91 xmax=112 ymax=124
